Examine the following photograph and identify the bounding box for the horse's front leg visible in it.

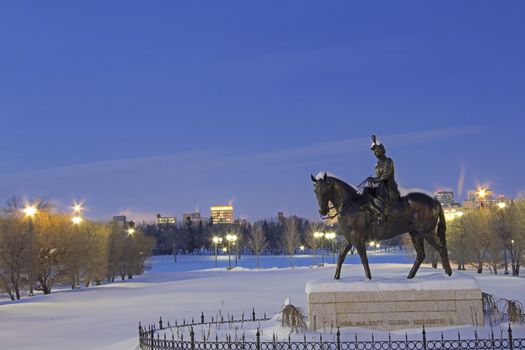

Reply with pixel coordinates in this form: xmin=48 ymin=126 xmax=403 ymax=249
xmin=334 ymin=240 xmax=353 ymax=280
xmin=355 ymin=238 xmax=372 ymax=280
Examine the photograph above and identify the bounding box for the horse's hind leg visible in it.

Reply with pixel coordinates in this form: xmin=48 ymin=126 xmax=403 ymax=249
xmin=423 ymin=233 xmax=453 ymax=276
xmin=355 ymin=240 xmax=372 ymax=280
xmin=407 ymin=232 xmax=425 ymax=279
xmin=334 ymin=240 xmax=353 ymax=280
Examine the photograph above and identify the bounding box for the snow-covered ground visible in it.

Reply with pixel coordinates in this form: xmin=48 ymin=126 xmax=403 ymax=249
xmin=1 ymin=253 xmax=523 ymax=350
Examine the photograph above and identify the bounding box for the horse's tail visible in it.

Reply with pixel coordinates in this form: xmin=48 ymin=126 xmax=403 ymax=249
xmin=436 ymin=201 xmax=447 ymax=248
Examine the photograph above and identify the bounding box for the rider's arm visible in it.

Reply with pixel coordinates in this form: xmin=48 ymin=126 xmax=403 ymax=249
xmin=373 ymin=158 xmax=394 ymax=182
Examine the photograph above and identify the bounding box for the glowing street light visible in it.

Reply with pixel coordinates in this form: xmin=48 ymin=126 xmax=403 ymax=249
xmin=212 ymin=236 xmax=223 ymax=267
xmin=299 ymin=245 xmax=305 ymax=254
xmin=497 ymin=202 xmax=507 ymax=210
xmin=23 ymin=205 xmax=38 ymax=217
xmin=477 ymin=188 xmax=487 ymax=199
xmin=71 ymin=216 xmax=83 ymax=225
xmin=73 ymin=203 xmax=83 ymax=213
xmin=369 ymin=241 xmax=376 ymax=248
xmin=127 ymin=228 xmax=135 ymax=235
xmin=226 ymin=234 xmax=237 ymax=270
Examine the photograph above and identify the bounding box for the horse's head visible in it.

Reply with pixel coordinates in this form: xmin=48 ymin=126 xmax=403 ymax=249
xmin=311 ymin=172 xmax=333 ymax=216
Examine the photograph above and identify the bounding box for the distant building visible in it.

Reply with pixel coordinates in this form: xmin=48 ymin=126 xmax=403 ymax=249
xmin=112 ymin=215 xmax=127 ymax=227
xmin=156 ymin=214 xmax=176 ymax=226
xmin=433 ymin=191 xmax=455 ymax=208
xmin=234 ymin=218 xmax=250 ymax=227
xmin=210 ymin=205 xmax=234 ymax=224
xmin=277 ymin=212 xmax=286 ymax=225
xmin=183 ymin=212 xmax=208 ymax=226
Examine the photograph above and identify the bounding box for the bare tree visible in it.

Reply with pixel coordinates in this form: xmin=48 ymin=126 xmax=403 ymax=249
xmin=282 ymin=218 xmax=301 ymax=268
xmin=462 ymin=207 xmax=490 ymax=273
xmin=508 ymin=200 xmax=525 ymax=276
xmin=247 ymin=223 xmax=268 ymax=269
xmin=0 ymin=216 xmax=30 ymax=300
xmin=446 ymin=219 xmax=467 ymax=270
xmin=305 ymin=222 xmax=323 ymax=255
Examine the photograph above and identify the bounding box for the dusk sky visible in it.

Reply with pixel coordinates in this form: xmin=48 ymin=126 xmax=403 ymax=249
xmin=1 ymin=1 xmax=524 ymax=222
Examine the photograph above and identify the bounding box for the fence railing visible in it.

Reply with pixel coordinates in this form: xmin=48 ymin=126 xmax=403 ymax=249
xmin=139 ymin=311 xmax=524 ymax=350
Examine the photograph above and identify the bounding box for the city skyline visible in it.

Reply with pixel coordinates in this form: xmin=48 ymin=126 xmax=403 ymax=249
xmin=1 ymin=2 xmax=524 ymax=221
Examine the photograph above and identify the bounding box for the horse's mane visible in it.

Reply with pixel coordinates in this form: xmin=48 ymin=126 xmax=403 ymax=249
xmin=327 ymin=176 xmax=358 ymax=197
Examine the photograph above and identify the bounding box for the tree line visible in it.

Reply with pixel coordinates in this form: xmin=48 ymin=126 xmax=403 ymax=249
xmin=140 ymin=216 xmax=401 ymax=268
xmin=444 ymin=200 xmax=525 ymax=276
xmin=0 ymin=197 xmax=154 ymax=300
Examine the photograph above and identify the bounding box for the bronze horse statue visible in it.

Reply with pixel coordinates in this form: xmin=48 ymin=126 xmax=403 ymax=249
xmin=311 ymin=172 xmax=452 ymax=279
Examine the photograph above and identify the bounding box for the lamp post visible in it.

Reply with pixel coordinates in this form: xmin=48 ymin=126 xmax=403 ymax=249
xmin=226 ymin=234 xmax=237 ymax=270
xmin=70 ymin=204 xmax=83 ymax=289
xmin=299 ymin=245 xmax=305 ymax=255
xmin=212 ymin=236 xmax=223 ymax=268
xmin=510 ymin=239 xmax=516 ymax=276
xmin=497 ymin=202 xmax=509 ymax=275
xmin=23 ymin=205 xmax=38 ymax=296
xmin=314 ymin=232 xmax=325 ymax=265
xmin=325 ymin=232 xmax=336 ymax=263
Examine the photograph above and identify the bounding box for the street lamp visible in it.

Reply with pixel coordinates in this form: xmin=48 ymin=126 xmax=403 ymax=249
xmin=71 ymin=216 xmax=83 ymax=225
xmin=325 ymin=232 xmax=336 ymax=263
xmin=226 ymin=234 xmax=237 ymax=270
xmin=369 ymin=241 xmax=376 ymax=250
xmin=73 ymin=203 xmax=83 ymax=213
xmin=314 ymin=232 xmax=325 ymax=265
xmin=212 ymin=236 xmax=223 ymax=268
xmin=477 ymin=188 xmax=487 ymax=200
xmin=299 ymin=245 xmax=305 ymax=254
xmin=497 ymin=202 xmax=509 ymax=274
xmin=23 ymin=205 xmax=37 ymax=217
xmin=23 ymin=204 xmax=38 ymax=296
xmin=375 ymin=242 xmax=380 ymax=252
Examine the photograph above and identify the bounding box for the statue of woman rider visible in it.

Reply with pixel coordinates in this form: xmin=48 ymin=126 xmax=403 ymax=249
xmin=364 ymin=135 xmax=400 ymax=224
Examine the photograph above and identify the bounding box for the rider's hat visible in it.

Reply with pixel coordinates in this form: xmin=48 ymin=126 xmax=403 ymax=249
xmin=371 ymin=135 xmax=386 ymax=152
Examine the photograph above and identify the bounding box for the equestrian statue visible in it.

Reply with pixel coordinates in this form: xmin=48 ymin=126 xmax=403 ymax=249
xmin=311 ymin=135 xmax=452 ymax=280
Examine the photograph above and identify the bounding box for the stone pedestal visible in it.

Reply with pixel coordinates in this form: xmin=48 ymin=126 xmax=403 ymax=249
xmin=306 ymin=272 xmax=483 ymax=331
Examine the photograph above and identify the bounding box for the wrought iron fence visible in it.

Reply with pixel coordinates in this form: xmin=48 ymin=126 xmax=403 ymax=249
xmin=139 ymin=311 xmax=524 ymax=350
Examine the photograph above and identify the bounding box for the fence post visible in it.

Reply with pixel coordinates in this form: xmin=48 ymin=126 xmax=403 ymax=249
xmin=253 ymin=308 xmax=256 ymax=321
xmin=201 ymin=312 xmax=205 ymax=324
xmin=191 ymin=326 xmax=195 ymax=350
xmin=151 ymin=327 xmax=154 ymax=350
xmin=159 ymin=317 xmax=163 ymax=330
xmin=508 ymin=324 xmax=513 ymax=350
xmin=256 ymin=328 xmax=261 ymax=350
xmin=337 ymin=328 xmax=341 ymax=350
xmin=422 ymin=326 xmax=427 ymax=350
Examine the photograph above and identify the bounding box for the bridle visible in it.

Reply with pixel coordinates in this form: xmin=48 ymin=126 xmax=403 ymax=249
xmin=320 ymin=196 xmax=360 ymax=220
xmin=319 ymin=180 xmax=361 ymax=221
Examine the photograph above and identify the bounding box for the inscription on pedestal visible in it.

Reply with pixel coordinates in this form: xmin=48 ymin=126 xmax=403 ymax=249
xmin=306 ymin=275 xmax=484 ymax=331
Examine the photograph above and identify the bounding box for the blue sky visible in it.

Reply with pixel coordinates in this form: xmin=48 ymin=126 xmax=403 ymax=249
xmin=1 ymin=1 xmax=524 ymax=221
